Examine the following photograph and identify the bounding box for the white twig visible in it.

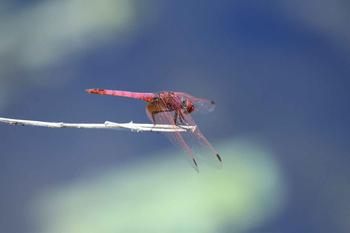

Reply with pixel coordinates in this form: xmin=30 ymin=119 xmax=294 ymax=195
xmin=0 ymin=117 xmax=196 ymax=133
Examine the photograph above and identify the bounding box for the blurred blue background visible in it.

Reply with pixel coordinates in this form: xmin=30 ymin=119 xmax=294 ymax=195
xmin=0 ymin=0 xmax=349 ymax=232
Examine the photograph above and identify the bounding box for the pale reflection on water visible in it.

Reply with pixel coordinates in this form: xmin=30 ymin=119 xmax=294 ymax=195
xmin=31 ymin=138 xmax=285 ymax=233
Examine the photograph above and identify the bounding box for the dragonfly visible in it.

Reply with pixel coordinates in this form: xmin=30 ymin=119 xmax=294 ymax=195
xmin=86 ymin=89 xmax=222 ymax=171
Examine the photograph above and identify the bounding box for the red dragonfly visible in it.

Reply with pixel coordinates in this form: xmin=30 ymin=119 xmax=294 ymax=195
xmin=86 ymin=89 xmax=222 ymax=171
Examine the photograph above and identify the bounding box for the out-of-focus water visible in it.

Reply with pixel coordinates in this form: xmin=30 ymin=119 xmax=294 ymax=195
xmin=0 ymin=1 xmax=349 ymax=232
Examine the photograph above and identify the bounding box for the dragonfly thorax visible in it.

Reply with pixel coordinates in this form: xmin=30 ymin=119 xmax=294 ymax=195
xmin=154 ymin=92 xmax=195 ymax=114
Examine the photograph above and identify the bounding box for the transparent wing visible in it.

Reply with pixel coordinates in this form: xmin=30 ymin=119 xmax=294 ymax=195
xmin=180 ymin=113 xmax=223 ymax=169
xmin=174 ymin=92 xmax=215 ymax=113
xmin=146 ymin=95 xmax=222 ymax=171
xmin=146 ymin=107 xmax=200 ymax=172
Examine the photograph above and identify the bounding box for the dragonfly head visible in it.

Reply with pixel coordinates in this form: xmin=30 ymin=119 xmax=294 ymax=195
xmin=181 ymin=98 xmax=195 ymax=114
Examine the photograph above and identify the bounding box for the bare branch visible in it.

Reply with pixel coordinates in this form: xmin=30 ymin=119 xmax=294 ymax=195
xmin=0 ymin=117 xmax=196 ymax=133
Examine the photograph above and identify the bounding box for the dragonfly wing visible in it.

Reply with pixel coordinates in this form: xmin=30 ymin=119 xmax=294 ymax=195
xmin=180 ymin=113 xmax=223 ymax=168
xmin=174 ymin=92 xmax=216 ymax=113
xmin=146 ymin=107 xmax=200 ymax=172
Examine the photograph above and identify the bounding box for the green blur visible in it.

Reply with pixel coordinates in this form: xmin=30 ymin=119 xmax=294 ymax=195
xmin=32 ymin=138 xmax=285 ymax=233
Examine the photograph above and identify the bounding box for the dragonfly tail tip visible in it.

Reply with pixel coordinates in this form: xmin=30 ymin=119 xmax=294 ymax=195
xmin=85 ymin=88 xmax=105 ymax=94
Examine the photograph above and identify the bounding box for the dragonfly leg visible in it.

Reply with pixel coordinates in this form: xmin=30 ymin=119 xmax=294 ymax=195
xmin=173 ymin=111 xmax=178 ymax=125
xmin=178 ymin=112 xmax=186 ymax=125
xmin=151 ymin=113 xmax=156 ymax=125
xmin=174 ymin=111 xmax=186 ymax=125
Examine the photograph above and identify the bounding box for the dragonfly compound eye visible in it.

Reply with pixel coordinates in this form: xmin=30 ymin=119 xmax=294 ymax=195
xmin=186 ymin=101 xmax=195 ymax=113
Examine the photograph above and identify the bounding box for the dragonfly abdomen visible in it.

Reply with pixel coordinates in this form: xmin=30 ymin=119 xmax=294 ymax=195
xmin=86 ymin=89 xmax=155 ymax=102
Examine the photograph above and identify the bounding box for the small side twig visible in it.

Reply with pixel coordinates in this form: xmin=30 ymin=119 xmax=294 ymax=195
xmin=0 ymin=117 xmax=196 ymax=133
